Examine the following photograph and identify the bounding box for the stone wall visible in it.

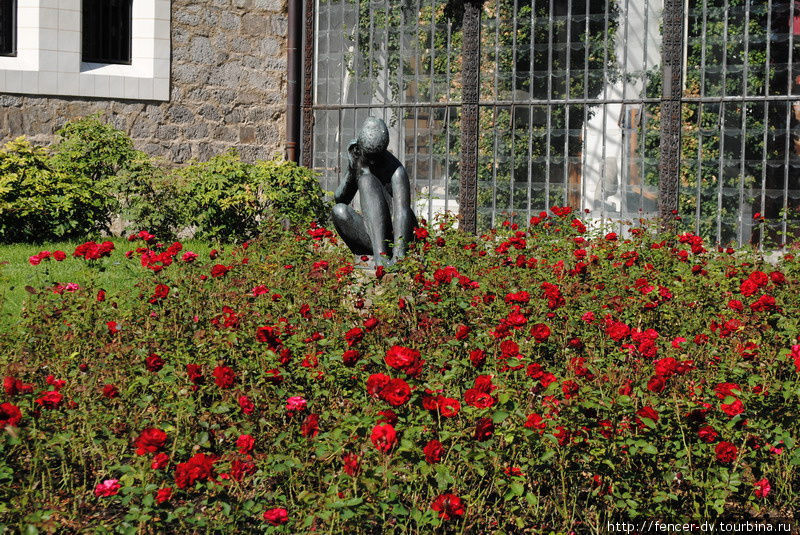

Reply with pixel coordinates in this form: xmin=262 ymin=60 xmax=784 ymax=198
xmin=0 ymin=0 xmax=288 ymax=163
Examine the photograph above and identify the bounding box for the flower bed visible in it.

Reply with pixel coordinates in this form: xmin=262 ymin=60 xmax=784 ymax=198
xmin=1 ymin=212 xmax=799 ymax=532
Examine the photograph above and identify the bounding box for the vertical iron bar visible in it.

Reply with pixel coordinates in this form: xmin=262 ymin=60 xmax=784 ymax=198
xmin=621 ymin=0 xmax=630 ymax=214
xmin=695 ymin=0 xmax=708 ymax=236
xmin=601 ymin=0 xmax=610 ymax=220
xmin=413 ymin=0 xmax=422 ymax=206
xmin=510 ymin=0 xmax=518 ymax=222
xmin=659 ymin=0 xmax=685 ymax=222
xmin=783 ymin=0 xmax=795 ymax=244
xmin=445 ymin=19 xmax=452 ymax=214
xmin=458 ymin=0 xmax=483 ymax=233
xmin=545 ymin=0 xmax=553 ymax=211
xmin=563 ymin=0 xmax=572 ymax=207
xmin=429 ymin=1 xmax=436 ymax=223
xmin=382 ymin=0 xmax=389 ymax=125
xmin=737 ymin=0 xmax=751 ymax=246
xmin=759 ymin=0 xmax=773 ymax=248
xmin=527 ymin=0 xmax=536 ymax=222
xmin=716 ymin=0 xmax=730 ymax=244
xmin=581 ymin=0 xmax=590 ymax=214
xmin=491 ymin=0 xmax=500 ymax=226
xmin=639 ymin=0 xmax=650 ymax=215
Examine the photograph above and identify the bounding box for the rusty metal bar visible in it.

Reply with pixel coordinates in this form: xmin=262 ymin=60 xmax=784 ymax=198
xmin=658 ymin=0 xmax=685 ymax=220
xmin=458 ymin=0 xmax=483 ymax=233
xmin=300 ymin=0 xmax=315 ymax=168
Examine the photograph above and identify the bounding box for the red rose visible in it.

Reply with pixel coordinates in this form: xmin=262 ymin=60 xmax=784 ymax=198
xmin=151 ymin=452 xmax=170 ymax=470
xmin=94 ymin=479 xmax=121 ymax=497
xmin=135 ymin=428 xmax=167 ymax=455
xmin=102 ymin=384 xmax=119 ymax=399
xmin=437 ymin=397 xmax=461 ymax=417
xmin=715 ymin=441 xmax=738 ymax=464
xmin=155 ymin=487 xmax=172 ymax=504
xmin=379 ymin=378 xmax=411 ymax=407
xmin=145 ymin=354 xmax=165 ymax=372
xmin=647 ymin=375 xmax=666 ymax=393
xmin=698 ymin=425 xmax=719 ymax=443
xmin=423 ymin=439 xmax=444 ymax=463
xmin=740 ymin=279 xmax=758 ymax=296
xmin=212 ymin=365 xmax=236 ymax=389
xmin=238 ymin=394 xmax=255 ymax=415
xmin=366 ymin=373 xmax=391 ymax=397
xmin=364 ymin=317 xmax=380 ymax=331
xmin=344 ymin=327 xmax=364 ymax=347
xmin=469 ymin=349 xmax=486 ymax=367
xmin=342 ymin=349 xmax=360 ymax=366
xmin=431 ymin=493 xmax=465 ymax=520
xmin=754 ymin=478 xmax=771 ymax=498
xmin=530 ymin=323 xmax=551 ymax=342
xmin=301 ymin=413 xmax=320 ymax=438
xmin=385 ymin=345 xmax=422 ymax=373
xmin=605 ymin=320 xmax=630 ymax=341
xmin=474 ymin=417 xmax=495 ymax=441
xmin=370 ymin=424 xmax=397 ymax=453
xmin=263 ymin=507 xmax=289 ymax=526
xmin=148 ymin=283 xmax=170 ymax=304
xmin=455 ymin=324 xmax=470 ymax=340
xmin=35 ymin=391 xmax=63 ymax=409
xmin=524 ymin=413 xmax=546 ymax=432
xmin=53 ymin=250 xmax=66 ymax=261
xmin=186 ymin=364 xmax=204 ymax=385
xmin=174 ymin=453 xmax=217 ymax=489
xmin=237 ymin=434 xmax=255 ymax=454
xmin=636 ymin=406 xmax=659 ymax=426
xmin=721 ymin=398 xmax=744 ymax=417
xmin=106 ymin=321 xmax=119 ymax=334
xmin=210 ymin=264 xmax=231 ymax=278
xmin=464 ymin=389 xmax=495 ymax=408
xmin=377 ymin=409 xmax=398 ymax=425
xmin=0 ymin=402 xmax=22 ymax=428
xmin=342 ymin=453 xmax=360 ymax=477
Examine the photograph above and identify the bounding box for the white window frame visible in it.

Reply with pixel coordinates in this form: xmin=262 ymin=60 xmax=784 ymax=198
xmin=0 ymin=0 xmax=170 ymax=100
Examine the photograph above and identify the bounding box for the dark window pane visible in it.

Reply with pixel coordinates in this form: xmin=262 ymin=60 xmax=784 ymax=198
xmin=0 ymin=0 xmax=16 ymax=57
xmin=82 ymin=0 xmax=132 ymax=64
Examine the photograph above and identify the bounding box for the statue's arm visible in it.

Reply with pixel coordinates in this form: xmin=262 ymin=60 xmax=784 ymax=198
xmin=390 ymin=165 xmax=415 ymax=261
xmin=335 ymin=141 xmax=359 ymax=204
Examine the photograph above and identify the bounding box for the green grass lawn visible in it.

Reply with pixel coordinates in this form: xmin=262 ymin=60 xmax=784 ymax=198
xmin=0 ymin=239 xmax=216 ymax=333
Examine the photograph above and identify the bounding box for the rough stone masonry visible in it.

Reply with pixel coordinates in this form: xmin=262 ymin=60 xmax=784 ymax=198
xmin=0 ymin=0 xmax=288 ymax=163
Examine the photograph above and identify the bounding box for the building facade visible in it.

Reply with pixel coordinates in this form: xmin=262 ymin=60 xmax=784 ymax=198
xmin=0 ymin=0 xmax=288 ymax=162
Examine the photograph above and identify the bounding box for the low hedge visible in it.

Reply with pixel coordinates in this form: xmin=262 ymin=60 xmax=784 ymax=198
xmin=0 ymin=115 xmax=329 ymax=243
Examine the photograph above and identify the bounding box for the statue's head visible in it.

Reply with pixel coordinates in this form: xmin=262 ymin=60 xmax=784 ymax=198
xmin=357 ymin=117 xmax=390 ymax=156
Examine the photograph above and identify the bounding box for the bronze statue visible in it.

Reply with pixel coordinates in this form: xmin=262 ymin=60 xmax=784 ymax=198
xmin=331 ymin=117 xmax=418 ymax=267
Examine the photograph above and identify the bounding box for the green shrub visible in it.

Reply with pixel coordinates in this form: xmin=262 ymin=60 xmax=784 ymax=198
xmin=181 ymin=150 xmax=328 ymax=241
xmin=49 ymin=114 xmax=138 ymax=186
xmin=0 ymin=137 xmax=116 ymax=243
xmin=113 ymin=155 xmax=186 ymax=241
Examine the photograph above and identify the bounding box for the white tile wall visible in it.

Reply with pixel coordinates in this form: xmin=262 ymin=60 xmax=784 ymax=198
xmin=0 ymin=0 xmax=170 ymax=101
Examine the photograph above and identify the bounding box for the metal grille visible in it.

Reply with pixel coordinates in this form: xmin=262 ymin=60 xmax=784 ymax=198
xmin=306 ymin=0 xmax=800 ymax=244
xmin=0 ymin=0 xmax=15 ymax=57
xmin=81 ymin=0 xmax=132 ymax=65
xmin=681 ymin=0 xmax=800 ymax=247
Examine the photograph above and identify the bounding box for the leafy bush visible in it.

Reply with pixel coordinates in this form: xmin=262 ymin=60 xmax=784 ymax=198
xmin=3 ymin=212 xmax=800 ymax=532
xmin=181 ymin=150 xmax=328 ymax=241
xmin=49 ymin=114 xmax=139 ymax=186
xmin=0 ymin=137 xmax=116 ymax=242
xmin=113 ymin=155 xmax=186 ymax=241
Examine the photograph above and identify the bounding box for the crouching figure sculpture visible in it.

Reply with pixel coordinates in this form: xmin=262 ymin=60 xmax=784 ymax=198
xmin=331 ymin=117 xmax=418 ymax=267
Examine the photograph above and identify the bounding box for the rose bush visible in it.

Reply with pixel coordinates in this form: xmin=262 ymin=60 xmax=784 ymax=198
xmin=1 ymin=210 xmax=800 ymax=532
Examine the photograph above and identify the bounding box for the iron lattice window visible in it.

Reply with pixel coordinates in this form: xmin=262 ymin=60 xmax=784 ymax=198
xmin=0 ymin=0 xmax=15 ymax=57
xmin=82 ymin=0 xmax=132 ymax=65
